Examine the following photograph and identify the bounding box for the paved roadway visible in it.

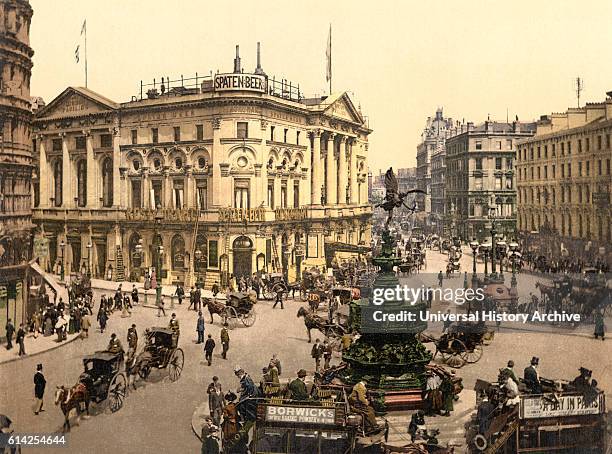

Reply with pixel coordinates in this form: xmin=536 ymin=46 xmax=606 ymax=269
xmin=1 ymin=248 xmax=610 ymax=453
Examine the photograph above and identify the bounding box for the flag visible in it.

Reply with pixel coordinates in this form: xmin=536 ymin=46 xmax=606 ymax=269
xmin=326 ymin=24 xmax=332 ymax=83
xmin=81 ymin=19 xmax=86 ymax=35
xmin=74 ymin=45 xmax=80 ymax=63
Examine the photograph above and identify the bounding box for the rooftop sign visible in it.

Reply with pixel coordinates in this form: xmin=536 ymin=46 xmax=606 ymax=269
xmin=264 ymin=405 xmax=336 ymax=425
xmin=214 ymin=73 xmax=267 ymax=93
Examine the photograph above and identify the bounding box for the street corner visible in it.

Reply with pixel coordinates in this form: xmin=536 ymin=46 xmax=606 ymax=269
xmin=0 ymin=332 xmax=82 ymax=365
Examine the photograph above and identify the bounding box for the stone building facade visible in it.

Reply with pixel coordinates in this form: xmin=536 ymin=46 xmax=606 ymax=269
xmin=516 ymin=96 xmax=612 ymax=262
xmin=0 ymin=0 xmax=34 ymax=332
xmin=32 ymin=56 xmax=372 ymax=287
xmin=445 ymin=120 xmax=536 ymax=242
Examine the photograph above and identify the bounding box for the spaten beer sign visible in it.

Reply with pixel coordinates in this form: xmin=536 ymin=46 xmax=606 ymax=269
xmin=265 ymin=405 xmax=336 ymax=425
xmin=214 ymin=73 xmax=267 ymax=93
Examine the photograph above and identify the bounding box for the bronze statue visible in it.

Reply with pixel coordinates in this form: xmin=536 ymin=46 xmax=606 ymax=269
xmin=376 ymin=167 xmax=425 ymax=227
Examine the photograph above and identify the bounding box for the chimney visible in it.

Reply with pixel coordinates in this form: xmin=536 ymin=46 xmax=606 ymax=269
xmin=254 ymin=42 xmax=266 ymax=75
xmin=233 ymin=45 xmax=241 ymax=73
xmin=467 ymin=121 xmax=474 ymax=132
xmin=513 ymin=121 xmax=521 ymax=133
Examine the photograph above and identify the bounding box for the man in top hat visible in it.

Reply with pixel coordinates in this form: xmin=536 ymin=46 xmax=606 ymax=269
xmin=571 ymin=367 xmax=592 ymax=393
xmin=288 ymin=369 xmax=309 ymax=401
xmin=127 ymin=324 xmax=138 ymax=358
xmin=33 ymin=364 xmax=46 ymax=415
xmin=523 ymin=357 xmax=541 ymax=394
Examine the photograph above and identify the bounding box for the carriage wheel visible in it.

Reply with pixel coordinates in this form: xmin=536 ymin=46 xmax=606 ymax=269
xmin=168 ymin=348 xmax=184 ymax=382
xmin=462 ymin=343 xmax=483 ymax=364
xmin=439 ymin=339 xmax=467 ymax=368
xmin=108 ymin=373 xmax=127 ymax=413
xmin=273 ymin=283 xmax=288 ymax=296
xmin=224 ymin=306 xmax=238 ymax=330
xmin=473 ymin=434 xmax=488 ymax=451
xmin=263 ymin=287 xmax=275 ymax=300
xmin=241 ymin=310 xmax=256 ymax=327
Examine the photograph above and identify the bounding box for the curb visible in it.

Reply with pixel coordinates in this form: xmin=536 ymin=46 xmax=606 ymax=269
xmin=0 ymin=333 xmax=81 ymax=366
xmin=191 ymin=400 xmax=209 ymax=442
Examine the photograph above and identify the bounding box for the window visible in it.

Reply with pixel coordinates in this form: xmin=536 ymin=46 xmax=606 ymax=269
xmin=173 ymin=126 xmax=181 ymax=142
xmin=153 ymin=158 xmax=162 ymax=171
xmin=131 ymin=129 xmax=138 ymax=145
xmin=544 ymin=166 xmax=548 ymax=179
xmin=152 ymin=128 xmax=159 ymax=144
xmin=597 ymin=135 xmax=602 ymax=150
xmin=567 ymin=163 xmax=571 ymax=178
xmin=586 ymin=137 xmax=590 ymax=151
xmin=208 ymin=240 xmax=218 ymax=268
xmin=102 ymin=157 xmax=113 ymax=207
xmin=296 ymin=131 xmax=300 ymax=145
xmin=175 ymin=157 xmax=182 ymax=169
xmin=495 ymin=176 xmax=502 ymax=190
xmin=552 ymin=165 xmax=556 ymax=178
xmin=475 ymin=141 xmax=482 ymax=150
xmin=284 ymin=129 xmax=288 ymax=143
xmin=52 ymin=138 xmax=62 ymax=151
xmin=607 ymin=134 xmax=611 ymax=149
xmin=552 ymin=143 xmax=556 ymax=156
xmin=537 ymin=167 xmax=541 ymax=179
xmin=196 ymin=124 xmax=204 ymax=141
xmin=506 ymin=139 xmax=512 ymax=149
xmin=475 ymin=158 xmax=483 ymax=170
xmin=196 ymin=180 xmax=207 ymax=210
xmin=100 ymin=134 xmax=112 ymax=148
xmin=53 ymin=160 xmax=62 ymax=206
xmin=578 ymin=162 xmax=582 ymax=176
xmin=198 ymin=157 xmax=207 ymax=170
xmin=151 ymin=180 xmax=162 ymax=208
xmin=233 ymin=179 xmax=250 ymax=208
xmin=77 ymin=160 xmax=87 ymax=207
xmin=505 ymin=177 xmax=513 ymax=189
xmin=280 ymin=181 xmax=288 ymax=208
xmin=495 ymin=157 xmax=502 ymax=170
xmin=171 ymin=235 xmax=186 ymax=269
xmin=561 ymin=164 xmax=565 ymax=178
xmin=496 ymin=141 xmax=501 ymax=150
xmin=598 ymin=160 xmax=602 ymax=175
xmin=75 ymin=136 xmax=86 ymax=150
xmin=131 ymin=179 xmax=142 ymax=208
xmin=33 ymin=182 xmax=39 ymax=207
xmin=567 ymin=141 xmax=571 ymax=154
xmin=561 ymin=142 xmax=565 ymax=155
xmin=267 ymin=180 xmax=275 ymax=208
xmin=537 ymin=147 xmax=541 ymax=158
xmin=530 ymin=148 xmax=534 ymax=160
xmin=586 ymin=160 xmax=590 ymax=176
xmin=237 ymin=122 xmax=248 ymax=139
xmin=506 ymin=158 xmax=512 ymax=169
xmin=474 ymin=177 xmax=483 ymax=190
xmin=173 ymin=180 xmax=184 ymax=209
xmin=293 ymin=181 xmax=300 ymax=207
xmin=578 ymin=139 xmax=582 ymax=153
xmin=607 ymin=159 xmax=611 ymax=175
xmin=270 ymin=126 xmax=275 ymax=141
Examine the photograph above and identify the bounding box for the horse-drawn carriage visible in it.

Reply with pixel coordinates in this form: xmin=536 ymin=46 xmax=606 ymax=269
xmin=133 ymin=327 xmax=184 ymax=381
xmin=80 ymin=351 xmax=128 ymax=412
xmin=421 ymin=322 xmax=493 ymax=368
xmin=224 ymin=292 xmax=257 ymax=328
xmin=261 ymin=272 xmax=288 ymax=300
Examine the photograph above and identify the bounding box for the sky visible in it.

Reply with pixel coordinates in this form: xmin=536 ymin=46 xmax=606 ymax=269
xmin=29 ymin=0 xmax=612 ymax=174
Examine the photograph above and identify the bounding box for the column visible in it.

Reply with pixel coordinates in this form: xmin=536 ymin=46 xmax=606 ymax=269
xmin=349 ymin=139 xmax=358 ymax=204
xmin=164 ymin=169 xmax=173 ymax=208
xmin=143 ymin=169 xmax=152 ymax=209
xmin=185 ymin=167 xmax=193 ymax=209
xmin=338 ymin=136 xmax=347 ymax=204
xmin=85 ymin=132 xmax=97 ymax=207
xmin=302 ymin=129 xmax=311 ymax=206
xmin=311 ymin=130 xmax=322 ymax=205
xmin=38 ymin=136 xmax=49 ymax=208
xmin=211 ymin=117 xmax=222 ymax=207
xmin=287 ymin=178 xmax=294 ymax=208
xmin=325 ymin=133 xmax=337 ymax=206
xmin=61 ymin=133 xmax=71 ymax=207
xmin=112 ymin=128 xmax=121 ymax=208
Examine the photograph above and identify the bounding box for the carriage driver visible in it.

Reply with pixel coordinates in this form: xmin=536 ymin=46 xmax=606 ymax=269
xmin=169 ymin=313 xmax=180 ymax=339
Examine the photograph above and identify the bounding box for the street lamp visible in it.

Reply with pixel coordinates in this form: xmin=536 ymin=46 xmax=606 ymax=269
xmin=59 ymin=239 xmax=65 ymax=281
xmin=480 ymin=243 xmax=490 ymax=277
xmin=488 ymin=198 xmax=498 ymax=279
xmin=508 ymin=241 xmax=520 ymax=289
xmin=154 ymin=206 xmax=164 ymax=307
xmin=86 ymin=240 xmax=93 ymax=278
xmin=194 ymin=249 xmax=203 ymax=289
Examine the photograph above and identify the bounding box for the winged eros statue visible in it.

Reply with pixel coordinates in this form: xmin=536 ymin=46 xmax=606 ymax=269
xmin=376 ymin=167 xmax=426 ymax=227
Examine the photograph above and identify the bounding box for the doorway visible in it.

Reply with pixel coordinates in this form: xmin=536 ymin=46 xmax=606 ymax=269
xmin=232 ymin=236 xmax=253 ymax=280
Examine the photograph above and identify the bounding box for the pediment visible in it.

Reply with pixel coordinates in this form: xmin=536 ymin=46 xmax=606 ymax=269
xmin=36 ymin=87 xmax=118 ymax=119
xmin=324 ymin=93 xmax=364 ymax=125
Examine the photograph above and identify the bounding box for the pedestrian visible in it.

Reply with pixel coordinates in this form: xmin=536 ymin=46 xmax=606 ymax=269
xmin=269 ymin=353 xmax=282 ymax=376
xmin=323 ymin=340 xmax=332 ymax=370
xmin=98 ymin=307 xmax=107 ymax=333
xmin=311 ymin=339 xmax=324 ymax=372
xmin=220 ymin=323 xmax=229 ymax=359
xmin=438 ymin=270 xmax=444 ymax=287
xmin=594 ymin=309 xmax=605 ymax=340
xmin=189 ymin=286 xmax=196 ymax=310
xmin=157 ymin=297 xmax=166 ymax=317
xmin=272 ymin=286 xmax=284 ymax=309
xmin=197 ymin=311 xmax=205 ymax=344
xmin=211 ymin=281 xmax=220 ymax=297
xmin=169 ymin=313 xmax=180 ymax=338
xmin=204 ymin=334 xmax=216 ymax=366
xmin=267 ymin=361 xmax=280 ymax=385
xmin=175 ymin=283 xmax=185 ymax=306
xmin=131 ymin=284 xmax=139 ymax=305
xmin=127 ymin=324 xmax=138 ymax=359
xmin=33 ymin=363 xmax=46 ymax=415
xmin=440 ymin=375 xmax=454 ymax=416
xmin=200 ymin=416 xmax=220 ymax=454
xmin=81 ymin=312 xmax=91 ymax=339
xmin=207 ymin=376 xmax=225 ymax=426
xmin=5 ymin=318 xmax=14 ymax=350
xmin=194 ymin=286 xmax=202 ymax=312
xmin=16 ymin=323 xmax=26 ymax=356
xmin=424 ymin=371 xmax=443 ymax=415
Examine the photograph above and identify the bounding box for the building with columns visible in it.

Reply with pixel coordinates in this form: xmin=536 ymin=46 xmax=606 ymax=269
xmin=0 ymin=0 xmax=34 ymax=334
xmin=445 ymin=120 xmax=536 ymax=242
xmin=32 ymin=49 xmax=372 ymax=287
xmin=516 ymin=95 xmax=612 ymax=263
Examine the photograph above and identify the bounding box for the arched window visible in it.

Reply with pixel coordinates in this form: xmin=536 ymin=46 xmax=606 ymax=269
xmin=195 ymin=234 xmax=207 ymax=272
xmin=171 ymin=235 xmax=186 ymax=270
xmin=102 ymin=157 xmax=113 ymax=207
xmin=53 ymin=160 xmax=62 ymax=206
xmin=77 ymin=160 xmax=87 ymax=207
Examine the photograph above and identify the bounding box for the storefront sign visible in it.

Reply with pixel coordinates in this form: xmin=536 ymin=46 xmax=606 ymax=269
xmin=265 ymin=405 xmax=336 ymax=425
xmin=214 ymin=73 xmax=267 ymax=93
xmin=125 ymin=208 xmax=198 ymax=223
xmin=218 ymin=207 xmax=265 ymax=223
xmin=520 ymin=393 xmax=605 ymax=419
xmin=275 ymin=208 xmax=308 ymax=221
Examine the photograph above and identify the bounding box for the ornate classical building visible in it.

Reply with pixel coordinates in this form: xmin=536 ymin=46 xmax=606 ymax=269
xmin=32 ymin=48 xmax=372 ymax=287
xmin=516 ymin=95 xmax=612 ymax=262
xmin=0 ymin=0 xmax=34 ymax=332
xmin=445 ymin=120 xmax=536 ymax=241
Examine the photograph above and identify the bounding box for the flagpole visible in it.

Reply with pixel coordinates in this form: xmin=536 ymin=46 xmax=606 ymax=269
xmin=329 ymin=25 xmax=332 ymax=95
xmin=84 ymin=21 xmax=88 ymax=88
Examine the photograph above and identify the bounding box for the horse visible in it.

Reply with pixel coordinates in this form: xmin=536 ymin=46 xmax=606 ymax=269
xmin=201 ymin=297 xmax=227 ymax=324
xmin=296 ymin=306 xmax=324 ymax=343
xmin=125 ymin=350 xmax=152 ymax=388
xmin=54 ymin=383 xmax=90 ymax=432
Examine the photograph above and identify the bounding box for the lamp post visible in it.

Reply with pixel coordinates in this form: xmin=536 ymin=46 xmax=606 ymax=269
xmin=488 ymin=198 xmax=498 ymax=280
xmin=59 ymin=239 xmax=65 ymax=282
xmin=481 ymin=243 xmax=489 ymax=277
xmin=86 ymin=240 xmax=93 ymax=278
xmin=194 ymin=249 xmax=203 ymax=289
xmin=154 ymin=207 xmax=164 ymax=307
xmin=508 ymin=241 xmax=519 ymax=289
